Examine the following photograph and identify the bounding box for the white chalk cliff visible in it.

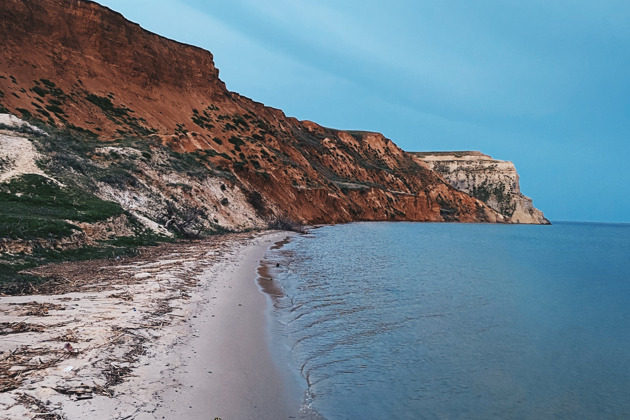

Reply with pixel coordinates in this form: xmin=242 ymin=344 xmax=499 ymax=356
xmin=412 ymin=152 xmax=550 ymax=224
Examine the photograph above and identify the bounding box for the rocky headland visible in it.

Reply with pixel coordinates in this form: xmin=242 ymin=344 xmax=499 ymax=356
xmin=412 ymin=152 xmax=549 ymax=224
xmin=0 ymin=0 xmax=529 ymax=251
xmin=0 ymin=1 xmax=550 ymax=417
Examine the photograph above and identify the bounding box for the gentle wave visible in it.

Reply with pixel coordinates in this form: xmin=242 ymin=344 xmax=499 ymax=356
xmin=266 ymin=222 xmax=630 ymax=419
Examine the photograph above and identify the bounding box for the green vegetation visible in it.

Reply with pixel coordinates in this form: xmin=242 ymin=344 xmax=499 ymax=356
xmin=85 ymin=92 xmax=155 ymax=137
xmin=191 ymin=107 xmax=215 ymax=130
xmin=86 ymin=93 xmax=130 ymax=118
xmin=20 ymin=80 xmax=69 ymax=125
xmin=31 ymin=79 xmax=66 ymax=100
xmin=0 ymin=233 xmax=167 ymax=295
xmin=0 ymin=156 xmax=172 ymax=294
xmin=30 ymin=86 xmax=47 ymax=97
xmin=0 ymin=122 xmax=45 ymax=137
xmin=16 ymin=108 xmax=32 ymax=119
xmin=174 ymin=123 xmax=188 ymax=136
xmin=45 ymin=104 xmax=65 ymax=115
xmin=0 ymin=174 xmax=123 ymax=239
xmin=65 ymin=123 xmax=98 ymax=138
xmin=255 ymin=119 xmax=268 ymax=130
xmin=40 ymin=79 xmax=56 ymax=88
xmin=246 ymin=190 xmax=266 ymax=215
xmin=36 ymin=108 xmax=51 ymax=119
xmin=231 ymin=115 xmax=249 ymax=129
xmin=0 ymin=173 xmax=146 ymax=294
xmin=470 ymin=182 xmax=516 ymax=217
xmin=228 ymin=136 xmax=245 ymax=151
xmin=0 ymin=115 xmax=245 ymax=294
xmin=165 ymin=148 xmax=233 ymax=180
xmin=97 ymin=163 xmax=141 ymax=188
xmin=432 ymin=162 xmax=450 ymax=174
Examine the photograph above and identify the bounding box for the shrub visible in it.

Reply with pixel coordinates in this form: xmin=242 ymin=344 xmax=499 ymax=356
xmin=228 ymin=136 xmax=245 ymax=147
xmin=232 ymin=115 xmax=249 ymax=129
xmin=86 ymin=93 xmax=130 ymax=118
xmin=246 ymin=190 xmax=265 ymax=214
xmin=267 ymin=215 xmax=305 ymax=233
xmin=31 ymin=86 xmax=47 ymax=97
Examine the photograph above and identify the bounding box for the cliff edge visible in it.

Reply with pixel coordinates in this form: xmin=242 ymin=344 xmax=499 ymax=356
xmin=0 ymin=0 xmax=509 ymax=245
xmin=412 ymin=152 xmax=549 ymax=224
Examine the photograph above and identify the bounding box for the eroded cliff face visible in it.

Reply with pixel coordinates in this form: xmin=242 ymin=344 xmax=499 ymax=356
xmin=412 ymin=152 xmax=549 ymax=224
xmin=0 ymin=0 xmax=510 ymax=240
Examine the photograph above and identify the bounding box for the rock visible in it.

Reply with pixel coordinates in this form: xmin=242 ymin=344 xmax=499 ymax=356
xmin=0 ymin=0 xmax=546 ymax=232
xmin=412 ymin=151 xmax=549 ymax=224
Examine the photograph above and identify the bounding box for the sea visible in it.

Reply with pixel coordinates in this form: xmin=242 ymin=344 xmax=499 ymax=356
xmin=262 ymin=221 xmax=630 ymax=419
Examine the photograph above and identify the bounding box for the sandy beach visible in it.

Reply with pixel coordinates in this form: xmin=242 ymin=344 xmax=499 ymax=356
xmin=0 ymin=231 xmax=298 ymax=419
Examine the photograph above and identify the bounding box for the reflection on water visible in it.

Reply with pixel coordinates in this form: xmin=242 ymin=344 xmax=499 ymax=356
xmin=265 ymin=222 xmax=630 ymax=419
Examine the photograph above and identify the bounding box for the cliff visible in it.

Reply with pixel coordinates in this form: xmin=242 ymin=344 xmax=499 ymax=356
xmin=412 ymin=152 xmax=549 ymax=224
xmin=0 ymin=0 xmax=511 ymax=250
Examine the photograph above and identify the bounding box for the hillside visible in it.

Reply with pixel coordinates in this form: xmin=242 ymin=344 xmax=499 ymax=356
xmin=0 ymin=0 xmax=505 ymax=223
xmin=0 ymin=0 xmax=548 ymax=291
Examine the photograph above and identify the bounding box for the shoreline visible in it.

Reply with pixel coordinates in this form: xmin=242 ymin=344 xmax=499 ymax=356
xmin=152 ymin=230 xmax=299 ymax=419
xmin=0 ymin=231 xmax=299 ymax=419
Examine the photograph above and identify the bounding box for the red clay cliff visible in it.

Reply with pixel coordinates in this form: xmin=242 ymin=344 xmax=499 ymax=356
xmin=0 ymin=0 xmax=507 ymax=225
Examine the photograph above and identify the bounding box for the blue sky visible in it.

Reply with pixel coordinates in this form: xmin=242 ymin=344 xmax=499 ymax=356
xmin=97 ymin=0 xmax=630 ymax=223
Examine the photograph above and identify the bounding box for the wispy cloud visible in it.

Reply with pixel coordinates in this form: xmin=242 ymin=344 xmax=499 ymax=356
xmin=183 ymin=0 xmax=625 ymax=121
xmin=93 ymin=0 xmax=630 ymax=221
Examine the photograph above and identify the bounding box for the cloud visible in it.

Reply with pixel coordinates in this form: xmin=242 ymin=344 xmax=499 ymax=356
xmin=180 ymin=0 xmax=590 ymax=120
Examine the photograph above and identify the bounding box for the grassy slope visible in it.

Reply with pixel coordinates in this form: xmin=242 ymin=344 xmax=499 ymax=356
xmin=0 ymin=127 xmax=173 ymax=295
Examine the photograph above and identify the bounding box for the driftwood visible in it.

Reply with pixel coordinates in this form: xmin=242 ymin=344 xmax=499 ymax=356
xmin=1 ymin=233 xmax=260 ymax=418
xmin=8 ymin=301 xmax=67 ymax=317
xmin=52 ymin=383 xmax=99 ymax=399
xmin=16 ymin=394 xmax=63 ymax=419
xmin=0 ymin=347 xmax=68 ymax=392
xmin=0 ymin=322 xmax=46 ymax=336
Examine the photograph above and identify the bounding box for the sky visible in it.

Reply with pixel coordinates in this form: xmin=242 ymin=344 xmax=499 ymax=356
xmin=97 ymin=0 xmax=630 ymax=223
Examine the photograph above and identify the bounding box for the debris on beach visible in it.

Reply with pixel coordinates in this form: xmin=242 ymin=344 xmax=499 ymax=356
xmin=63 ymin=343 xmax=78 ymax=354
xmin=0 ymin=322 xmax=46 ymax=336
xmin=15 ymin=394 xmax=63 ymax=420
xmin=0 ymin=233 xmax=258 ymax=418
xmin=9 ymin=301 xmax=67 ymax=317
xmin=0 ymin=345 xmax=69 ymax=392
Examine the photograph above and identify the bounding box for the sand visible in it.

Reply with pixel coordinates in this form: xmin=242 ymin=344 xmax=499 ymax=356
xmin=0 ymin=231 xmax=299 ymax=419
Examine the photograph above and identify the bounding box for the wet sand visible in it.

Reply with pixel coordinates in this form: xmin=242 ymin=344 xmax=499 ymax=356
xmin=152 ymin=231 xmax=298 ymax=419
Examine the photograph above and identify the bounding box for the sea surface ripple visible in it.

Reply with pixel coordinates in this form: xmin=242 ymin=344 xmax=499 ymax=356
xmin=265 ymin=222 xmax=630 ymax=419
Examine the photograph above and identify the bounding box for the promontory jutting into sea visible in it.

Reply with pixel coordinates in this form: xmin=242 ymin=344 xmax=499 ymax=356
xmin=0 ymin=0 xmax=628 ymax=419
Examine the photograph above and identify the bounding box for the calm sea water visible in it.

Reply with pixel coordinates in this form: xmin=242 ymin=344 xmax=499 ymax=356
xmin=264 ymin=222 xmax=630 ymax=419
